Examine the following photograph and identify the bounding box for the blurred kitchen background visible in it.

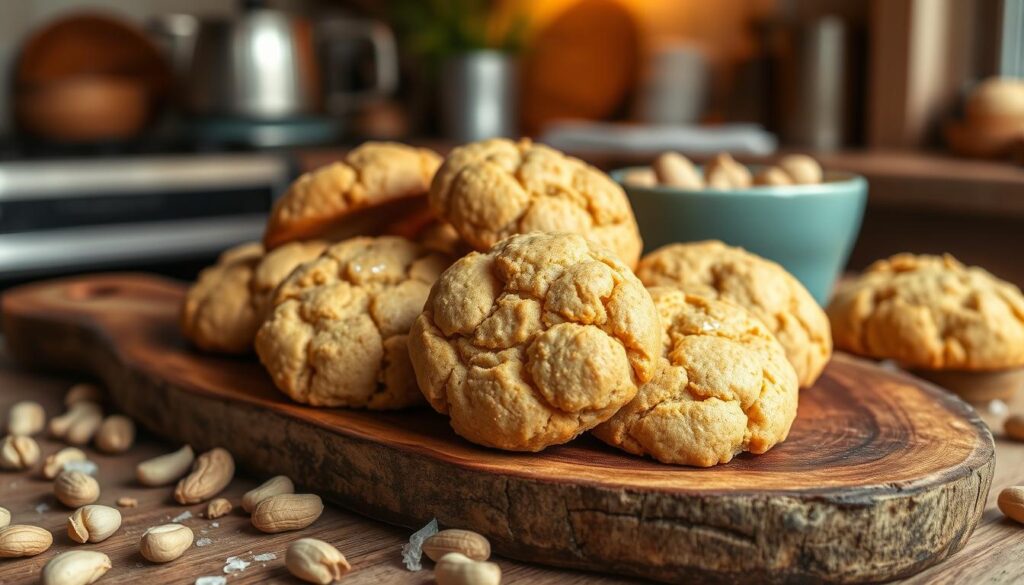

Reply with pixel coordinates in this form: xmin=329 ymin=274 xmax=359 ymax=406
xmin=0 ymin=0 xmax=1022 ymax=287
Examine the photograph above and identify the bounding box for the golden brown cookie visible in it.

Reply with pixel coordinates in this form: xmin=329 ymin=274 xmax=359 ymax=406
xmin=428 ymin=138 xmax=643 ymax=267
xmin=636 ymin=241 xmax=831 ymax=387
xmin=593 ymin=287 xmax=799 ymax=466
xmin=256 ymin=236 xmax=451 ymax=409
xmin=264 ymin=142 xmax=442 ymax=249
xmin=408 ymin=232 xmax=661 ymax=451
xmin=827 ymin=253 xmax=1024 ymax=370
xmin=181 ymin=241 xmax=327 ymax=355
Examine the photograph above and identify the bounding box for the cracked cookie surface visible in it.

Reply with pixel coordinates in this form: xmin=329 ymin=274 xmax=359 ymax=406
xmin=593 ymin=287 xmax=798 ymax=466
xmin=828 ymin=253 xmax=1024 ymax=370
xmin=256 ymin=236 xmax=451 ymax=408
xmin=264 ymin=142 xmax=442 ymax=248
xmin=181 ymin=241 xmax=328 ymax=354
xmin=636 ymin=240 xmax=831 ymax=387
xmin=428 ymin=138 xmax=643 ymax=268
xmin=408 ymin=232 xmax=660 ymax=451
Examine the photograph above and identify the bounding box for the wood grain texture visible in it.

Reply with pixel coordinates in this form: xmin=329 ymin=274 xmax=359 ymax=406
xmin=1 ymin=274 xmax=996 ymax=584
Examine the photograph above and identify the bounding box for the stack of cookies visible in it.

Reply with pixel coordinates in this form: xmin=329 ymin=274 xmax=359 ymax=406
xmin=181 ymin=138 xmax=834 ymax=467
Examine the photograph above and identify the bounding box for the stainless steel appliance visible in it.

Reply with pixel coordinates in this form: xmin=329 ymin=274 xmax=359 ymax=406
xmin=154 ymin=5 xmax=398 ymax=120
xmin=0 ymin=153 xmax=289 ymax=279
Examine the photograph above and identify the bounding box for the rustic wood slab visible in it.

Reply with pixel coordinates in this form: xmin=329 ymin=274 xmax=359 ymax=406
xmin=1 ymin=274 xmax=995 ymax=584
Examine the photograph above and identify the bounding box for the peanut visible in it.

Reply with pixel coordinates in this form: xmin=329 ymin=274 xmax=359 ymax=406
xmin=49 ymin=402 xmax=102 ymax=443
xmin=621 ymin=167 xmax=657 ymax=187
xmin=94 ymin=415 xmax=135 ymax=454
xmin=0 ymin=507 xmax=9 ymax=528
xmin=173 ymin=447 xmax=234 ymax=504
xmin=1005 ymin=414 xmax=1024 ymax=441
xmin=55 ymin=471 xmax=100 ymax=508
xmin=423 ymin=529 xmax=491 ymax=562
xmin=435 ymin=552 xmax=501 ymax=585
xmin=779 ymin=154 xmax=823 ymax=184
xmin=136 ymin=445 xmax=194 ymax=486
xmin=43 ymin=447 xmax=88 ymax=480
xmin=140 ymin=523 xmax=193 ymax=563
xmin=242 ymin=475 xmax=294 ymax=513
xmin=286 ymin=538 xmax=351 ymax=584
xmin=999 ymin=486 xmax=1024 ymax=523
xmin=116 ymin=497 xmax=138 ymax=508
xmin=0 ymin=435 xmax=40 ymax=470
xmin=653 ymin=152 xmax=703 ymax=189
xmin=206 ymin=498 xmax=232 ymax=519
xmin=0 ymin=524 xmax=53 ymax=557
xmin=754 ymin=166 xmax=793 ymax=187
xmin=704 ymin=153 xmax=752 ymax=189
xmin=251 ymin=493 xmax=323 ymax=533
xmin=68 ymin=505 xmax=122 ymax=543
xmin=7 ymin=400 xmax=45 ymax=436
xmin=65 ymin=383 xmax=104 ymax=406
xmin=42 ymin=550 xmax=112 ymax=585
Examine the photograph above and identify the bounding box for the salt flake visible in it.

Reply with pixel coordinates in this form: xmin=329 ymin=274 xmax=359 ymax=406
xmin=63 ymin=460 xmax=98 ymax=476
xmin=211 ymin=522 xmax=220 ymax=528
xmin=195 ymin=537 xmax=213 ymax=547
xmin=195 ymin=577 xmax=226 ymax=585
xmin=401 ymin=518 xmax=438 ymax=571
xmin=223 ymin=556 xmax=250 ymax=574
xmin=171 ymin=510 xmax=193 ymax=523
xmin=253 ymin=553 xmax=276 ymax=562
xmin=35 ymin=503 xmax=49 ymax=514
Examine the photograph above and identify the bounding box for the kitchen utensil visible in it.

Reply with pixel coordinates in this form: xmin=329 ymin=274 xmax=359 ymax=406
xmin=15 ymin=77 xmax=150 ymax=142
xmin=153 ymin=6 xmax=397 ymax=120
xmin=614 ymin=168 xmax=867 ymax=304
xmin=4 ymin=274 xmax=993 ymax=585
xmin=441 ymin=51 xmax=518 ymax=141
xmin=634 ymin=41 xmax=709 ymax=125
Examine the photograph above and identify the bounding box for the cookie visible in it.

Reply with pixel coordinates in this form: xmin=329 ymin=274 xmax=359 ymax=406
xmin=827 ymin=253 xmax=1024 ymax=370
xmin=593 ymin=287 xmax=799 ymax=466
xmin=636 ymin=241 xmax=831 ymax=387
xmin=407 ymin=232 xmax=661 ymax=451
xmin=264 ymin=142 xmax=442 ymax=249
xmin=256 ymin=236 xmax=451 ymax=409
xmin=181 ymin=242 xmax=264 ymax=354
xmin=428 ymin=138 xmax=643 ymax=267
xmin=181 ymin=241 xmax=328 ymax=354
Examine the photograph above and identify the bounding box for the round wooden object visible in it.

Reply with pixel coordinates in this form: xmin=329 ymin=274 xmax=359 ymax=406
xmin=2 ymin=275 xmax=994 ymax=584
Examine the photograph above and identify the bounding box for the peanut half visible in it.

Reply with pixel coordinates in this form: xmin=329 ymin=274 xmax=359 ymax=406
xmin=94 ymin=415 xmax=135 ymax=454
xmin=42 ymin=550 xmax=111 ymax=585
xmin=7 ymin=400 xmax=46 ymax=436
xmin=999 ymin=486 xmax=1024 ymax=523
xmin=206 ymin=498 xmax=232 ymax=519
xmin=653 ymin=152 xmax=703 ymax=189
xmin=0 ymin=435 xmax=40 ymax=470
xmin=434 ymin=552 xmax=502 ymax=585
xmin=174 ymin=447 xmax=234 ymax=504
xmin=0 ymin=507 xmax=9 ymax=528
xmin=0 ymin=524 xmax=53 ymax=557
xmin=55 ymin=471 xmax=100 ymax=508
xmin=65 ymin=383 xmax=104 ymax=406
xmin=286 ymin=538 xmax=351 ymax=585
xmin=43 ymin=447 xmax=88 ymax=480
xmin=241 ymin=475 xmax=295 ymax=513
xmin=423 ymin=529 xmax=491 ymax=562
xmin=68 ymin=505 xmax=122 ymax=544
xmin=779 ymin=154 xmax=823 ymax=185
xmin=251 ymin=493 xmax=323 ymax=533
xmin=137 ymin=445 xmax=195 ymax=486
xmin=140 ymin=523 xmax=193 ymax=563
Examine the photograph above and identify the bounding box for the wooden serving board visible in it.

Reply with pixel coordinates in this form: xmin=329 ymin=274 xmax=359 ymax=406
xmin=2 ymin=274 xmax=995 ymax=584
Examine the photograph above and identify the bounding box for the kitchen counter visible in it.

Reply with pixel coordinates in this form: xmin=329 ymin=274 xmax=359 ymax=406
xmin=0 ymin=349 xmax=1023 ymax=584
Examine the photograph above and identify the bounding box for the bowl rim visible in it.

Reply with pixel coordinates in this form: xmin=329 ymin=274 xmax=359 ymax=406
xmin=611 ymin=166 xmax=868 ymax=199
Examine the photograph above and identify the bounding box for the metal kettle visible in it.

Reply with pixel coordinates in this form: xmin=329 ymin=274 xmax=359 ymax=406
xmin=154 ymin=3 xmax=397 ymax=120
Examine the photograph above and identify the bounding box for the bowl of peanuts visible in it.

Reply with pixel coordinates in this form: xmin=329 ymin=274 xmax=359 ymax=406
xmin=613 ymin=152 xmax=866 ymax=304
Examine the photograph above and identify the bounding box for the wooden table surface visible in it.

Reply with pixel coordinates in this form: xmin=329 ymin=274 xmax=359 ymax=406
xmin=1 ymin=349 xmax=1023 ymax=585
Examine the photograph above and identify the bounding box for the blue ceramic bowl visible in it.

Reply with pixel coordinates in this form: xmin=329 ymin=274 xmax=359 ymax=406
xmin=613 ymin=167 xmax=868 ymax=305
